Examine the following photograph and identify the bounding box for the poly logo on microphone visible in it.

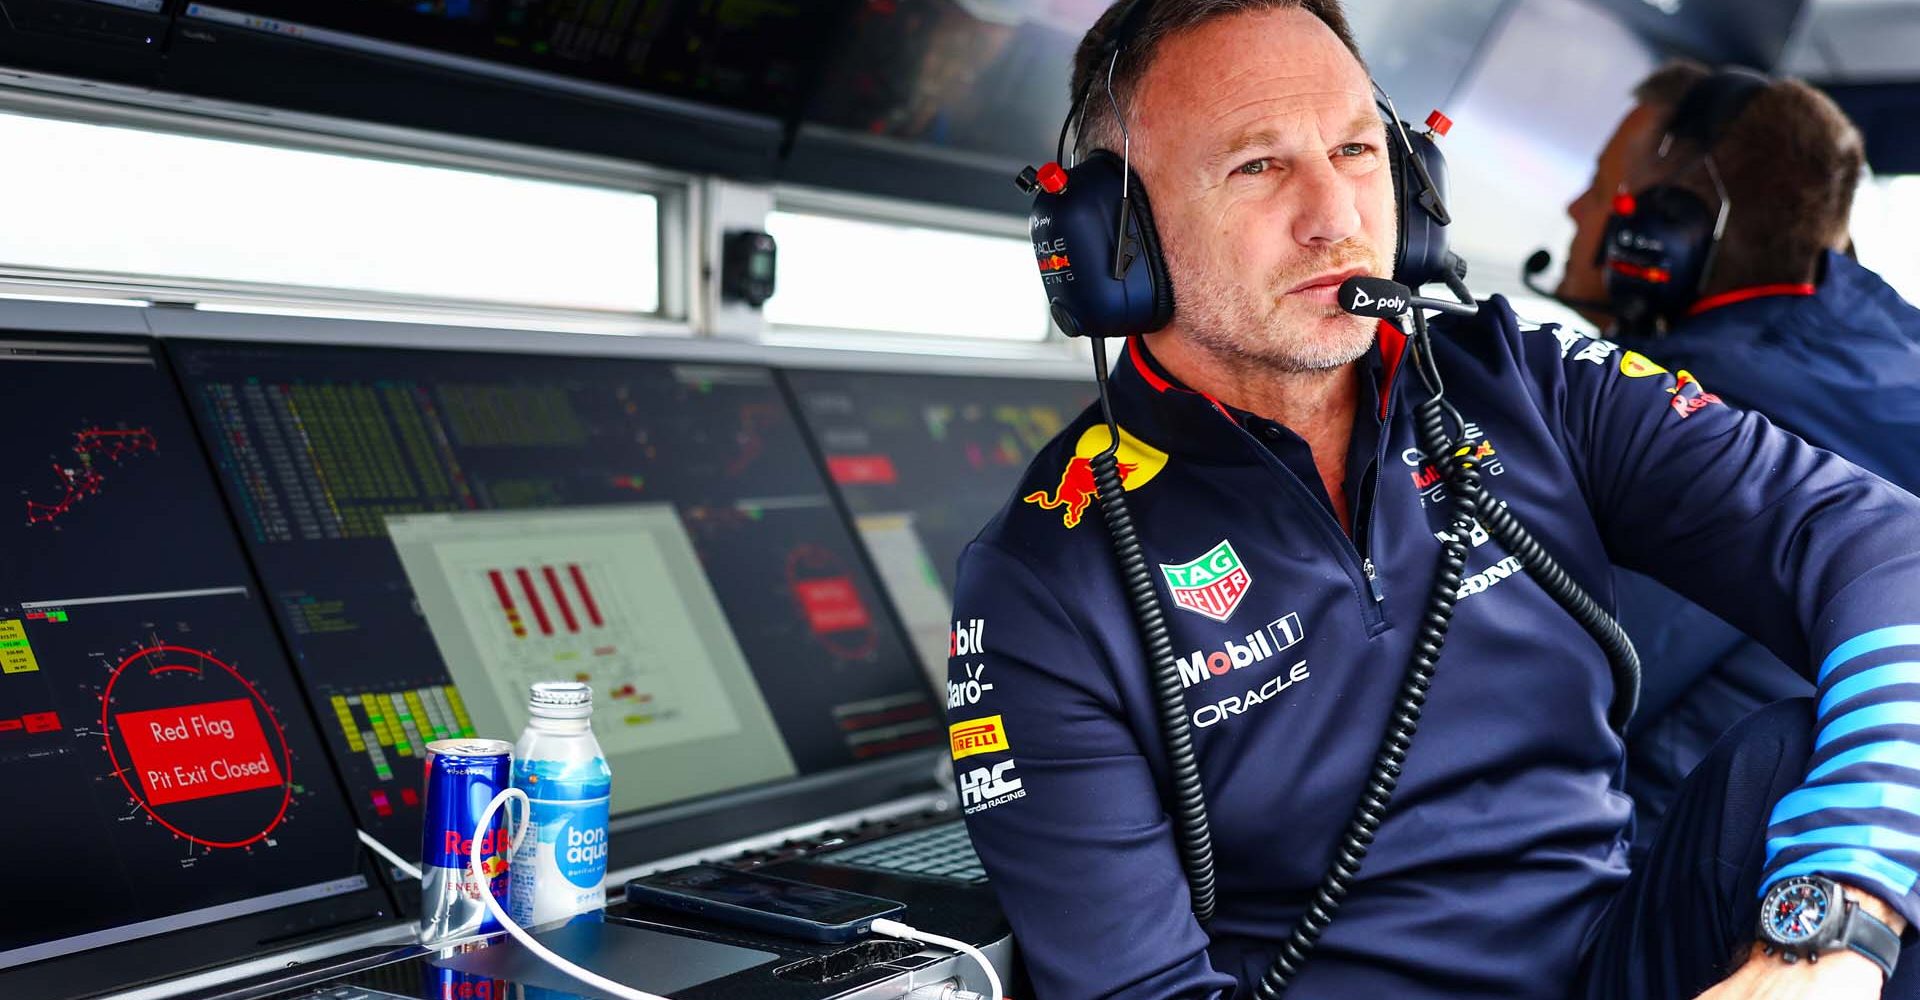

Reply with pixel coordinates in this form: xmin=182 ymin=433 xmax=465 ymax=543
xmin=1350 ymin=286 xmax=1407 ymax=314
xmin=1342 ymin=277 xmax=1412 ymax=316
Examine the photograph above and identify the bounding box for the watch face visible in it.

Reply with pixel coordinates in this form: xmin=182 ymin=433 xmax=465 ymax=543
xmin=1764 ymin=877 xmax=1834 ymax=944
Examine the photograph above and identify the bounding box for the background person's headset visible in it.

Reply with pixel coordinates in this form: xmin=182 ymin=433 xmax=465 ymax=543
xmin=1599 ymin=67 xmax=1770 ymax=336
xmin=1010 ymin=3 xmax=1640 ymax=997
xmin=1014 ymin=0 xmax=1461 ymax=341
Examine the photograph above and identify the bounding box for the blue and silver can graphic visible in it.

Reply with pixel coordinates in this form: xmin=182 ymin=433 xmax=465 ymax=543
xmin=419 ymin=738 xmax=518 ymax=946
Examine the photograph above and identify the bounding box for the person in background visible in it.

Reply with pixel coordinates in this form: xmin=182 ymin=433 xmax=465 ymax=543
xmin=1560 ymin=61 xmax=1920 ymax=851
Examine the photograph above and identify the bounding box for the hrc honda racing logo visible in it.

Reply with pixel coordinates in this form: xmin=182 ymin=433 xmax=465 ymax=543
xmin=959 ymin=760 xmax=1025 ymax=814
xmin=1177 ymin=613 xmax=1313 ymax=728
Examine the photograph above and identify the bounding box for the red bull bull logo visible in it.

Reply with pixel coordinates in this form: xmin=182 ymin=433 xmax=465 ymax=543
xmin=1024 ymin=456 xmax=1136 ymax=528
xmin=1022 ymin=424 xmax=1170 ymax=529
xmin=1409 ymin=440 xmax=1497 ymax=490
xmin=1037 ymin=254 xmax=1072 ymax=273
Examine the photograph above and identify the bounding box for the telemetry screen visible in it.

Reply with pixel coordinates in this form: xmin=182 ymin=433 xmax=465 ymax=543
xmin=0 ymin=334 xmax=367 ymax=970
xmin=169 ymin=340 xmax=940 ymax=857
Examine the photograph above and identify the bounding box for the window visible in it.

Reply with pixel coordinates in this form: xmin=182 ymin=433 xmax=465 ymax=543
xmin=0 ymin=110 xmax=664 ymax=315
xmin=763 ymin=210 xmax=1048 ymax=341
xmin=1853 ymin=174 xmax=1920 ymax=305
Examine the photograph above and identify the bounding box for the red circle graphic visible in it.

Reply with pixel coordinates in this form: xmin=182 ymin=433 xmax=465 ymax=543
xmin=99 ymin=644 xmax=293 ymax=849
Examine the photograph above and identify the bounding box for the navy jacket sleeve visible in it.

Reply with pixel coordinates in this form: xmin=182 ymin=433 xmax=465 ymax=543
xmin=1517 ymin=318 xmax=1920 ymax=926
xmin=947 ymin=540 xmax=1235 ymax=1000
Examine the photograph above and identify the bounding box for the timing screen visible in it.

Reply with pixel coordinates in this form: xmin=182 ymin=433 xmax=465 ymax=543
xmin=784 ymin=369 xmax=1094 ymax=676
xmin=0 ymin=336 xmax=365 ymax=969
xmin=168 ymin=341 xmax=941 ymax=856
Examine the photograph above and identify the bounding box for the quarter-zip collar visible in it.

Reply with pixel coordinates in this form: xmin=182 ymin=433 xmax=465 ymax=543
xmin=1111 ymin=327 xmax=1407 ymax=531
xmin=1113 ymin=326 xmax=1406 ymax=451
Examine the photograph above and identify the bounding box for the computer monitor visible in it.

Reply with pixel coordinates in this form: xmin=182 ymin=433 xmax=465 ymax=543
xmin=198 ymin=0 xmax=836 ymax=120
xmin=802 ymin=1 xmax=1083 ymax=164
xmin=781 ymin=368 xmax=1095 ymax=679
xmin=166 ymin=340 xmax=942 ymax=860
xmin=0 ymin=334 xmax=386 ymax=998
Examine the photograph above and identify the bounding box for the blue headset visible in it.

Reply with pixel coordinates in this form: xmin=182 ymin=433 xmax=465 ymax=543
xmin=1599 ymin=67 xmax=1769 ymax=334
xmin=1016 ymin=1 xmax=1457 ymax=340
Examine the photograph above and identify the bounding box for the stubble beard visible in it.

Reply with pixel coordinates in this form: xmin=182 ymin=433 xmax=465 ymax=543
xmin=1167 ymin=238 xmax=1387 ymax=375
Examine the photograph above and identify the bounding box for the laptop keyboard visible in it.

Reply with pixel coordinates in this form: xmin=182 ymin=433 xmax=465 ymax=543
xmin=815 ymin=820 xmax=988 ymax=884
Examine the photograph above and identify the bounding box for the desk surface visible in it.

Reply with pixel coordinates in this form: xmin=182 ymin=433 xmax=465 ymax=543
xmin=172 ymin=860 xmax=1012 ymax=1000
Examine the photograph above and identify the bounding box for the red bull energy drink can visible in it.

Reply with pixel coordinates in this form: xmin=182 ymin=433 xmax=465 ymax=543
xmin=420 ymin=738 xmax=520 ymax=947
xmin=424 ymin=962 xmax=506 ymax=1000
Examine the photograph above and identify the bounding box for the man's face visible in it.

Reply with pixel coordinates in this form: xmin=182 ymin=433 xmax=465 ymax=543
xmin=1561 ymin=101 xmax=1667 ymax=318
xmin=1130 ymin=8 xmax=1395 ymax=373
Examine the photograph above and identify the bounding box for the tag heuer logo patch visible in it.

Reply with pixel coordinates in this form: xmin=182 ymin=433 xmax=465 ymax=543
xmin=1159 ymin=539 xmax=1254 ymax=622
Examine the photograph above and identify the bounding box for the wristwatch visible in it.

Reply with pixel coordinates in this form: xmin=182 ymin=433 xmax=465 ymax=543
xmin=1757 ymin=875 xmax=1902 ymax=979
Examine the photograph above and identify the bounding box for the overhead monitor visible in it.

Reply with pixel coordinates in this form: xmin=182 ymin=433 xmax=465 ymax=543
xmin=189 ymin=0 xmax=835 ymax=121
xmin=167 ymin=340 xmax=942 ymax=860
xmin=803 ymin=0 xmax=1088 ymax=164
xmin=0 ymin=334 xmax=384 ymax=998
xmin=782 ymin=368 xmax=1094 ymax=679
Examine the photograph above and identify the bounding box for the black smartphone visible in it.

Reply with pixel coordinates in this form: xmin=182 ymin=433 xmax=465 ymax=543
xmin=625 ymin=865 xmax=906 ymax=943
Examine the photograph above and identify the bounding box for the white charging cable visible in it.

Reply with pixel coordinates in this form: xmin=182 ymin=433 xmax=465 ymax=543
xmin=468 ymin=788 xmax=676 ymax=1000
xmin=357 ymin=828 xmax=423 ymax=881
xmin=869 ymin=918 xmax=1004 ymax=1000
xmin=465 ymin=790 xmax=1007 ymax=1000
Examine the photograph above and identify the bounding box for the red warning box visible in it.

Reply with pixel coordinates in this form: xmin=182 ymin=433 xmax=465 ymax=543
xmin=115 ymin=698 xmax=283 ymax=806
xmin=793 ymin=576 xmax=873 ymax=634
xmin=826 ymin=455 xmax=898 ymax=486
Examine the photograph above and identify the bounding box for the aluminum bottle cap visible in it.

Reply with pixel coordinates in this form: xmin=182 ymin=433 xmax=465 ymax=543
xmin=528 ymin=681 xmax=593 ymax=719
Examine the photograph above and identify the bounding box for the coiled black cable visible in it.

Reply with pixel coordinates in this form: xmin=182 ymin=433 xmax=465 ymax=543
xmin=1085 ymin=305 xmax=1639 ymax=994
xmin=1252 ymin=326 xmax=1479 ymax=998
xmin=1087 ymin=340 xmax=1219 ymax=923
xmin=1395 ymin=334 xmax=1641 ymax=730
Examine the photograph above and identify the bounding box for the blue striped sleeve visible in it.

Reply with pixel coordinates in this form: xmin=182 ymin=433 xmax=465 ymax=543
xmin=1762 ymin=627 xmax=1920 ymax=926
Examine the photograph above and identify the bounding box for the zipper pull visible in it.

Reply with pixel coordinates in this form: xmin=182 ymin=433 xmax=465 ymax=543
xmin=1363 ymin=558 xmax=1385 ymax=603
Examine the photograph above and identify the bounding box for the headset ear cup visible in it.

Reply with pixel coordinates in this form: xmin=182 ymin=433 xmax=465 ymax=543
xmin=1601 ymin=185 xmax=1717 ymax=331
xmin=1121 ymin=165 xmax=1175 ymax=328
xmin=1383 ymin=106 xmax=1451 ymax=288
xmin=1030 ymin=150 xmax=1172 ymax=339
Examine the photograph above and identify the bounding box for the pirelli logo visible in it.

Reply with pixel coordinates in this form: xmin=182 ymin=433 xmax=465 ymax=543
xmin=949 ymin=715 xmax=1010 ymax=760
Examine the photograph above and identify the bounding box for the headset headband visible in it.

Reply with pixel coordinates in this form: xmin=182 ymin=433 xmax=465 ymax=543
xmin=1059 ymin=0 xmax=1151 ymax=165
xmin=1664 ymin=67 xmax=1769 ymax=153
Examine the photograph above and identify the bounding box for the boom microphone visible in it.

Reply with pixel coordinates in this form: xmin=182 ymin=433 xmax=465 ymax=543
xmin=1523 ymin=249 xmax=1612 ymax=313
xmin=1338 ymin=275 xmax=1479 ymax=319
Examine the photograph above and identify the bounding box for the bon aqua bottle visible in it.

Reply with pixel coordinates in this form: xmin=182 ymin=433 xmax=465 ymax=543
xmin=508 ymin=681 xmax=612 ymax=925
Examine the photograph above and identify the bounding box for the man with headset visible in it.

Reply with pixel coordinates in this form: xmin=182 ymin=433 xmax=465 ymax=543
xmin=947 ymin=1 xmax=1920 ymax=998
xmin=1552 ymin=62 xmax=1920 ymax=859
